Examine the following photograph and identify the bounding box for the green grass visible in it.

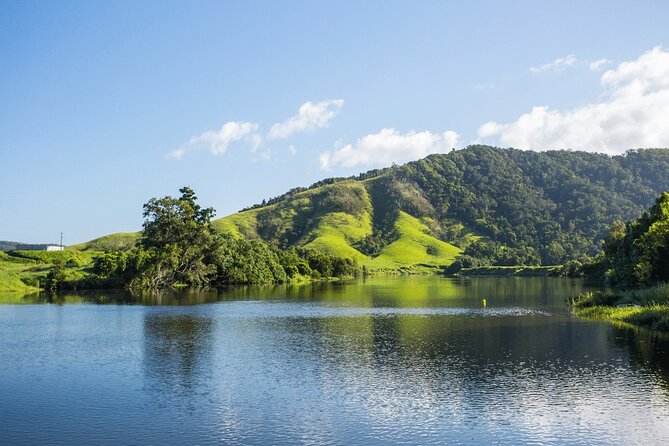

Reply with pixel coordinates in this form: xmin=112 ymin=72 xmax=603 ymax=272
xmin=302 ymin=211 xmax=371 ymax=262
xmin=367 ymin=212 xmax=462 ymax=270
xmin=69 ymin=232 xmax=139 ymax=251
xmin=0 ymin=250 xmax=100 ymax=293
xmin=0 ymin=254 xmax=42 ymax=292
xmin=576 ymin=305 xmax=669 ymax=331
xmin=570 ymin=283 xmax=669 ymax=331
xmin=213 ymin=208 xmax=261 ymax=238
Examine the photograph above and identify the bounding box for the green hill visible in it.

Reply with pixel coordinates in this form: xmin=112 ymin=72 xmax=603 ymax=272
xmin=69 ymin=232 xmax=139 ymax=252
xmin=74 ymin=146 xmax=669 ymax=270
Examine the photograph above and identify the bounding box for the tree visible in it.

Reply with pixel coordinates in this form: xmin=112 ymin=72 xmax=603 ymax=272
xmin=44 ymin=258 xmax=67 ymax=292
xmin=135 ymin=187 xmax=220 ymax=288
xmin=598 ymin=192 xmax=669 ymax=287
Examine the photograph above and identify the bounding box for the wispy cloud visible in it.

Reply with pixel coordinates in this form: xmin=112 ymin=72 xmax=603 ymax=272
xmin=268 ymin=99 xmax=344 ymax=139
xmin=530 ymin=54 xmax=577 ymax=73
xmin=478 ymin=46 xmax=669 ymax=154
xmin=589 ymin=58 xmax=611 ymax=71
xmin=168 ymin=121 xmax=260 ymax=159
xmin=169 ymin=99 xmax=343 ymax=159
xmin=320 ymin=128 xmax=459 ymax=170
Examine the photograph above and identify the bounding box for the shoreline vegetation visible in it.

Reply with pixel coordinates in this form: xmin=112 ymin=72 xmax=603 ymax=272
xmin=569 ymin=284 xmax=669 ymax=332
xmin=569 ymin=192 xmax=669 ymax=331
xmin=0 ymin=248 xmax=574 ymax=296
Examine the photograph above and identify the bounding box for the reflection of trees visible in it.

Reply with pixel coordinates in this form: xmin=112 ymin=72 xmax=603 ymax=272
xmin=143 ymin=313 xmax=214 ymax=395
xmin=610 ymin=325 xmax=669 ymax=391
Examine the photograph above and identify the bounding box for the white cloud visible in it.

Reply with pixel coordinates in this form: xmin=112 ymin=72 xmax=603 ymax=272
xmin=530 ymin=54 xmax=577 ymax=73
xmin=319 ymin=128 xmax=459 ymax=170
xmin=478 ymin=46 xmax=669 ymax=154
xmin=288 ymin=144 xmax=297 ymax=155
xmin=589 ymin=58 xmax=611 ymax=71
xmin=168 ymin=121 xmax=260 ymax=159
xmin=268 ymin=99 xmax=344 ymax=139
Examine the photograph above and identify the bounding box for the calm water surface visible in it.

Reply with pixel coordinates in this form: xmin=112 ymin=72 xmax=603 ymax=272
xmin=1 ymin=277 xmax=668 ymax=445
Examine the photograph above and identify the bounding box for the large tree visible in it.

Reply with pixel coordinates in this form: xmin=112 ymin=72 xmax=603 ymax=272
xmin=136 ymin=186 xmax=220 ymax=288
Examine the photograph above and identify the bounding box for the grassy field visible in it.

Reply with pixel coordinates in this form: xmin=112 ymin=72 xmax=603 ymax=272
xmin=570 ymin=283 xmax=669 ymax=331
xmin=0 ymin=250 xmax=99 ymax=293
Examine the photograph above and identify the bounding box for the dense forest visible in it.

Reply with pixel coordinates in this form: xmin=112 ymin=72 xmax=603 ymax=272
xmin=217 ymin=146 xmax=669 ymax=267
xmin=588 ymin=192 xmax=669 ymax=287
xmin=570 ymin=193 xmax=669 ymax=331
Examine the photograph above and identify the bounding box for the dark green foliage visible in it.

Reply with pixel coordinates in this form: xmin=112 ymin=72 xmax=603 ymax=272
xmin=442 ymin=255 xmax=491 ymax=274
xmin=594 ymin=192 xmax=669 ymax=287
xmin=355 ymin=229 xmax=399 ymax=257
xmin=276 ymin=248 xmax=312 ymax=278
xmin=460 ymin=239 xmax=540 ymax=266
xmin=239 ymin=146 xmax=669 ymax=266
xmin=298 ymin=249 xmax=359 ymax=279
xmin=136 ymin=186 xmax=221 ymax=288
xmin=44 ymin=258 xmax=67 ymax=292
xmin=212 ymin=234 xmax=287 ymax=285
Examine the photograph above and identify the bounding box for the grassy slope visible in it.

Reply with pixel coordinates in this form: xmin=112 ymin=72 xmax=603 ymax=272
xmin=70 ymin=232 xmax=139 ymax=251
xmin=213 ymin=182 xmax=467 ymax=271
xmin=367 ymin=212 xmax=462 ymax=270
xmin=0 ymin=251 xmax=99 ymax=293
xmin=212 ymin=208 xmax=260 ymax=238
xmin=0 ymin=252 xmax=43 ymax=293
xmin=302 ymin=212 xmax=371 ymax=262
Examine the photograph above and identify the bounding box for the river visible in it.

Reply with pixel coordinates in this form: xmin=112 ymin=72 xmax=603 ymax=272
xmin=1 ymin=277 xmax=668 ymax=445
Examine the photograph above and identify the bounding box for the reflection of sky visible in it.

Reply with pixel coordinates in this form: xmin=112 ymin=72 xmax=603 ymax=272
xmin=1 ymin=278 xmax=669 ymax=444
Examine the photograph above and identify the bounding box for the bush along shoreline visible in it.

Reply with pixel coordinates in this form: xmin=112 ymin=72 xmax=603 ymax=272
xmin=569 ymin=193 xmax=669 ymax=331
xmin=568 ymin=284 xmax=669 ymax=332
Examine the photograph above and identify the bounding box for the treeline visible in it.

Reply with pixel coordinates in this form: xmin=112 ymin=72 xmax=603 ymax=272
xmin=50 ymin=187 xmax=359 ymax=292
xmin=584 ymin=192 xmax=669 ymax=287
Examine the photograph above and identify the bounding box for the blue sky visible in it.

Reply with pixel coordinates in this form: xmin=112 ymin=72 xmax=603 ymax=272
xmin=2 ymin=0 xmax=668 ymax=244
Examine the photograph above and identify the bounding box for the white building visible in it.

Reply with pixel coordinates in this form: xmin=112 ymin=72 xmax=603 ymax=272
xmin=15 ymin=244 xmax=64 ymax=251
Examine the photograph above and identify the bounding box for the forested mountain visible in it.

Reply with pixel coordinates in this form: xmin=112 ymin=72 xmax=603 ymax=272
xmin=213 ymin=146 xmax=669 ymax=268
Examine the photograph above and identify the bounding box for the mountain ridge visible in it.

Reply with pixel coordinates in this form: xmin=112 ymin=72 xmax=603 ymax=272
xmin=73 ymin=145 xmax=669 ymax=270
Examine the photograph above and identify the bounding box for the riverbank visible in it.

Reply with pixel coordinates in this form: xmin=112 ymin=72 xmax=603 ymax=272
xmin=569 ymin=283 xmax=669 ymax=331
xmin=456 ymin=265 xmax=563 ymax=277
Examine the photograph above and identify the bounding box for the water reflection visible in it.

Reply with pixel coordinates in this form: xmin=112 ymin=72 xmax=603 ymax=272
xmin=2 ymin=277 xmax=669 ymax=444
xmin=143 ymin=312 xmax=214 ymax=398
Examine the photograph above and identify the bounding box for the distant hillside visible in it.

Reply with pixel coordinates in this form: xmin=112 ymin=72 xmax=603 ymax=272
xmin=69 ymin=233 xmax=139 ymax=252
xmin=214 ymin=146 xmax=669 ymax=268
xmin=75 ymin=146 xmax=669 ymax=269
xmin=0 ymin=241 xmax=20 ymax=252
